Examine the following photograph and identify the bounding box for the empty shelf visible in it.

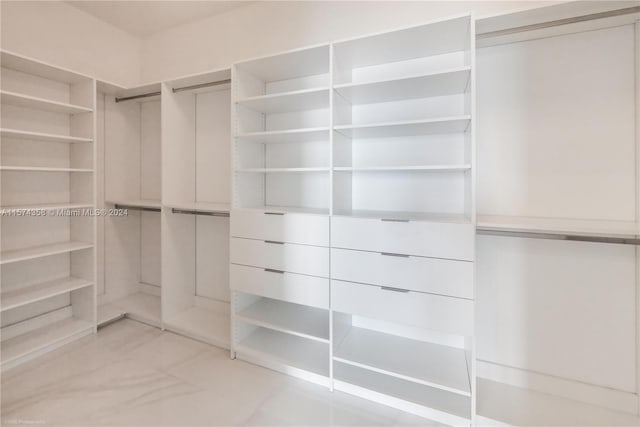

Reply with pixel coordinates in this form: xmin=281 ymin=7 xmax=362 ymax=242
xmin=334 ymin=67 xmax=471 ymax=104
xmin=236 ymin=205 xmax=329 ymax=216
xmin=477 ymin=215 xmax=639 ymax=239
xmin=334 ymin=326 xmax=470 ymax=395
xmin=1 ymin=317 xmax=94 ymax=367
xmin=0 ymin=241 xmax=93 ymax=265
xmin=1 ymin=277 xmax=94 ymax=312
xmin=334 ymin=165 xmax=471 ymax=172
xmin=236 ymin=167 xmax=329 ymax=173
xmin=236 ymin=88 xmax=329 ymax=113
xmin=97 ymin=303 xmax=125 ymax=327
xmin=0 ymin=128 xmax=92 ymax=143
xmin=236 ymin=326 xmax=329 ymax=377
xmin=476 ymin=379 xmax=640 ymax=426
xmin=334 ymin=362 xmax=470 ymax=424
xmin=335 ymin=116 xmax=471 ymax=138
xmin=236 ymin=298 xmax=329 ymax=342
xmin=0 ymin=202 xmax=92 ymax=211
xmin=164 ymin=306 xmax=230 ymax=348
xmin=235 ymin=128 xmax=330 ymax=144
xmin=0 ymin=166 xmax=93 ymax=172
xmin=106 ymin=199 xmax=161 ymax=210
xmin=110 ymin=291 xmax=161 ymax=327
xmin=1 ymin=90 xmax=92 ymax=114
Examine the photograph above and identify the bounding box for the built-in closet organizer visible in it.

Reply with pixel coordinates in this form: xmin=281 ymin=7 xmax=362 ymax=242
xmin=0 ymin=51 xmax=97 ymax=370
xmin=97 ymin=82 xmax=162 ymax=327
xmin=330 ymin=16 xmax=475 ymax=426
xmin=161 ymin=70 xmax=232 ymax=347
xmin=230 ymin=45 xmax=332 ymax=386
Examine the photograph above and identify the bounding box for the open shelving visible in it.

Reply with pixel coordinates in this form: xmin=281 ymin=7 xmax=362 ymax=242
xmin=162 ymin=69 xmax=232 ymax=347
xmin=1 ymin=50 xmax=96 ymax=371
xmin=98 ymin=82 xmax=163 ymax=327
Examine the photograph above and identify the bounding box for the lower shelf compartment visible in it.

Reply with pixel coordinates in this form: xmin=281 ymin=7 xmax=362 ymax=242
xmin=334 ymin=325 xmax=470 ymax=395
xmin=235 ymin=296 xmax=329 ymax=342
xmin=1 ymin=276 xmax=94 ymax=312
xmin=164 ymin=305 xmax=230 ymax=349
xmin=334 ymin=361 xmax=471 ymax=425
xmin=235 ymin=325 xmax=329 ymax=378
xmin=1 ymin=317 xmax=94 ymax=369
xmin=110 ymin=291 xmax=161 ymax=327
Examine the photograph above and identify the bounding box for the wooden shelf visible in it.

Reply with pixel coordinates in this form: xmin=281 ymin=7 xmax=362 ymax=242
xmin=110 ymin=291 xmax=161 ymax=328
xmin=1 ymin=277 xmax=93 ymax=312
xmin=0 ymin=166 xmax=93 ymax=173
xmin=236 ymin=88 xmax=329 ymax=113
xmin=2 ymin=51 xmax=91 ymax=84
xmin=1 ymin=317 xmax=94 ymax=367
xmin=334 ymin=326 xmax=470 ymax=396
xmin=477 ymin=378 xmax=640 ymax=426
xmin=235 ymin=45 xmax=329 ymax=84
xmin=236 ymin=167 xmax=329 ymax=173
xmin=477 ymin=215 xmax=639 ymax=239
xmin=0 ymin=90 xmax=92 ymax=114
xmin=235 ymin=326 xmax=329 ymax=377
xmin=236 ymin=298 xmax=329 ymax=343
xmin=235 ymin=127 xmax=330 ymax=144
xmin=334 ymin=361 xmax=470 ymax=425
xmin=106 ymin=199 xmax=161 ymax=210
xmin=334 ymin=67 xmax=471 ymax=105
xmin=234 ymin=205 xmax=329 ymax=216
xmin=0 ymin=202 xmax=92 ymax=211
xmin=333 ymin=209 xmax=470 ymax=223
xmin=0 ymin=241 xmax=93 ymax=265
xmin=334 ymin=165 xmax=471 ymax=172
xmin=164 ymin=306 xmax=230 ymax=348
xmin=0 ymin=128 xmax=92 ymax=144
xmin=335 ymin=116 xmax=471 ymax=138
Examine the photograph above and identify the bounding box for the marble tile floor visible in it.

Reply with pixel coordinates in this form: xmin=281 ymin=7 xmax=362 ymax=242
xmin=1 ymin=319 xmax=443 ymax=426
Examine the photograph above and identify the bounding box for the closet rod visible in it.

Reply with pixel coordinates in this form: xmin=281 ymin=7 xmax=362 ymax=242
xmin=477 ymin=6 xmax=640 ymax=39
xmin=172 ymin=79 xmax=231 ymax=93
xmin=171 ymin=208 xmax=230 ymax=217
xmin=477 ymin=229 xmax=640 ymax=246
xmin=114 ymin=204 xmax=161 ymax=213
xmin=114 ymin=92 xmax=161 ymax=103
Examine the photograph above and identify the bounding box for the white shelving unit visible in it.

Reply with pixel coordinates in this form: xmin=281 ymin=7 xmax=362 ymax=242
xmin=0 ymin=51 xmax=96 ymax=371
xmin=231 ymin=45 xmax=332 ymax=387
xmin=97 ymin=82 xmax=162 ymax=328
xmin=162 ymin=69 xmax=232 ymax=348
xmin=329 ymin=15 xmax=476 ymax=426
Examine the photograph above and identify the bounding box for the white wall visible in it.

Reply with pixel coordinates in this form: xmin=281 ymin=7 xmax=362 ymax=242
xmin=140 ymin=0 xmax=558 ymax=83
xmin=1 ymin=1 xmax=140 ymax=86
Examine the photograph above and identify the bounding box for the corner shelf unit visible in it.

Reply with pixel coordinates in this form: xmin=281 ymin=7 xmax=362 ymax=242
xmin=161 ymin=69 xmax=232 ymax=348
xmin=97 ymin=82 xmax=163 ymax=328
xmin=0 ymin=51 xmax=97 ymax=371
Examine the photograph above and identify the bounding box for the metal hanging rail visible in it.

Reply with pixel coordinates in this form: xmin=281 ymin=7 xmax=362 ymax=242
xmin=114 ymin=203 xmax=161 ymax=213
xmin=477 ymin=228 xmax=640 ymax=246
xmin=114 ymin=91 xmax=161 ymax=103
xmin=172 ymin=79 xmax=231 ymax=93
xmin=171 ymin=208 xmax=230 ymax=217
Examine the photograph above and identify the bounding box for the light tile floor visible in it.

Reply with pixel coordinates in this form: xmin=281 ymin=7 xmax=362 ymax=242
xmin=1 ymin=319 xmax=442 ymax=426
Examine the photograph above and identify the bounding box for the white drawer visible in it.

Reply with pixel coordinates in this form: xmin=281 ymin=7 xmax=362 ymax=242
xmin=331 ymin=280 xmax=473 ymax=336
xmin=231 ymin=237 xmax=329 ymax=277
xmin=331 ymin=248 xmax=473 ymax=299
xmin=231 ymin=264 xmax=329 ymax=309
xmin=331 ymin=216 xmax=474 ymax=261
xmin=231 ymin=210 xmax=329 ymax=246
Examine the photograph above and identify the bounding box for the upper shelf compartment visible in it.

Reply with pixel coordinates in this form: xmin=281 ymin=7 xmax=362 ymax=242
xmin=333 ymin=15 xmax=472 ymax=86
xmin=1 ymin=90 xmax=92 ymax=115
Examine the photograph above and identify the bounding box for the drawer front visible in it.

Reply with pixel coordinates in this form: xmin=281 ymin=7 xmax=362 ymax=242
xmin=331 ymin=248 xmax=473 ymax=299
xmin=231 ymin=264 xmax=329 ymax=309
xmin=231 ymin=237 xmax=329 ymax=277
xmin=331 ymin=216 xmax=474 ymax=261
xmin=231 ymin=210 xmax=329 ymax=246
xmin=331 ymin=280 xmax=473 ymax=336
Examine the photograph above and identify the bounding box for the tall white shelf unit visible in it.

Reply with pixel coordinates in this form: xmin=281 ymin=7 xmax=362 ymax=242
xmin=0 ymin=51 xmax=97 ymax=370
xmin=96 ymin=82 xmax=162 ymax=327
xmin=230 ymin=45 xmax=332 ymax=386
xmin=161 ymin=70 xmax=232 ymax=347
